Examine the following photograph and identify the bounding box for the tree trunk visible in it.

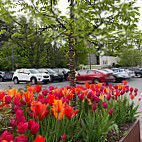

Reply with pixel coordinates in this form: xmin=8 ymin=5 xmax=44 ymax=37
xmin=68 ymin=0 xmax=76 ymax=106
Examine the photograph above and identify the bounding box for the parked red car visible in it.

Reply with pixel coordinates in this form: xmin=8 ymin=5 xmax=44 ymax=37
xmin=75 ymin=69 xmax=115 ymax=84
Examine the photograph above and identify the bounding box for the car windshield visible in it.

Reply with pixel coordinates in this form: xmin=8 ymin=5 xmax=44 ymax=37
xmin=29 ymin=69 xmax=40 ymax=74
xmin=63 ymin=68 xmax=70 ymax=72
xmin=97 ymin=69 xmax=108 ymax=74
xmin=102 ymin=69 xmax=113 ymax=73
xmin=47 ymin=69 xmax=56 ymax=74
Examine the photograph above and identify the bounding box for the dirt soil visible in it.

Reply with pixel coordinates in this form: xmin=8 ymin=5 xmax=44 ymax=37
xmin=105 ymin=121 xmax=135 ymax=142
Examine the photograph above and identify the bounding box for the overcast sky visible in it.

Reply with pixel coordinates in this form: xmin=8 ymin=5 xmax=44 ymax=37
xmin=58 ymin=0 xmax=142 ymax=30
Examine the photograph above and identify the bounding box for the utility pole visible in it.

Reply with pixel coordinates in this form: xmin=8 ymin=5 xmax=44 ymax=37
xmin=89 ymin=42 xmax=91 ymax=69
xmin=12 ymin=46 xmax=14 ymax=71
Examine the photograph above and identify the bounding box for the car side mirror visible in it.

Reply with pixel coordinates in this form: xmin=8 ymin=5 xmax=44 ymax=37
xmin=77 ymin=73 xmax=80 ymax=76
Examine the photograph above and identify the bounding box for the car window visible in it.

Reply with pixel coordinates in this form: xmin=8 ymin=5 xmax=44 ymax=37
xmin=47 ymin=69 xmax=56 ymax=74
xmin=24 ymin=70 xmax=30 ymax=74
xmin=29 ymin=69 xmax=40 ymax=74
xmin=87 ymin=70 xmax=99 ymax=74
xmin=78 ymin=70 xmax=87 ymax=75
xmin=18 ymin=69 xmax=24 ymax=73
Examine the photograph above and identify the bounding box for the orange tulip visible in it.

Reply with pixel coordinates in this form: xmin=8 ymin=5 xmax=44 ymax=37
xmin=75 ymin=88 xmax=81 ymax=95
xmin=52 ymin=100 xmax=65 ymax=120
xmin=31 ymin=101 xmax=48 ymax=117
xmin=22 ymin=91 xmax=33 ymax=103
xmin=52 ymin=100 xmax=64 ymax=113
xmin=84 ymin=82 xmax=90 ymax=89
xmin=14 ymin=92 xmax=21 ymax=99
xmin=7 ymin=88 xmax=17 ymax=98
xmin=123 ymin=80 xmax=128 ymax=85
xmin=53 ymin=109 xmax=65 ymax=120
xmin=27 ymin=86 xmax=36 ymax=93
xmin=2 ymin=140 xmax=13 ymax=142
xmin=66 ymin=92 xmax=73 ymax=100
xmin=34 ymin=135 xmax=45 ymax=142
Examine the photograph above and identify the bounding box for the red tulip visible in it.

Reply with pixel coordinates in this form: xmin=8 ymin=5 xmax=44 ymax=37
xmin=131 ymin=95 xmax=134 ymax=100
xmin=16 ymin=109 xmax=23 ymax=118
xmin=8 ymin=119 xmax=17 ymax=129
xmin=28 ymin=119 xmax=35 ymax=130
xmin=106 ymin=94 xmax=111 ymax=101
xmin=78 ymin=94 xmax=84 ymax=101
xmin=13 ymin=106 xmax=20 ymax=113
xmin=0 ymin=92 xmax=5 ymax=99
xmin=35 ymin=85 xmax=42 ymax=93
xmin=34 ymin=135 xmax=45 ymax=142
xmin=92 ymin=104 xmax=97 ymax=110
xmin=62 ymin=134 xmax=67 ymax=140
xmin=18 ymin=122 xmax=28 ymax=134
xmin=30 ymin=122 xmax=40 ymax=135
xmin=108 ymin=109 xmax=113 ymax=115
xmin=5 ymin=96 xmax=12 ymax=104
xmin=15 ymin=135 xmax=28 ymax=142
xmin=64 ymin=105 xmax=78 ymax=120
xmin=0 ymin=131 xmax=13 ymax=142
xmin=49 ymin=86 xmax=54 ymax=91
xmin=47 ymin=95 xmax=55 ymax=105
xmin=13 ymin=97 xmax=21 ymax=107
xmin=102 ymin=102 xmax=108 ymax=109
xmin=94 ymin=97 xmax=99 ymax=103
xmin=87 ymin=92 xmax=92 ymax=99
xmin=130 ymin=87 xmax=133 ymax=92
xmin=42 ymin=90 xmax=48 ymax=96
xmin=134 ymin=88 xmax=138 ymax=92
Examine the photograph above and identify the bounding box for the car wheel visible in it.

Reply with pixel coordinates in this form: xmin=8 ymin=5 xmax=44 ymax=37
xmin=31 ymin=78 xmax=37 ymax=84
xmin=0 ymin=77 xmax=3 ymax=82
xmin=59 ymin=78 xmax=63 ymax=82
xmin=50 ymin=77 xmax=54 ymax=83
xmin=93 ymin=78 xmax=100 ymax=84
xmin=13 ymin=78 xmax=19 ymax=84
xmin=43 ymin=81 xmax=48 ymax=84
xmin=136 ymin=73 xmax=142 ymax=78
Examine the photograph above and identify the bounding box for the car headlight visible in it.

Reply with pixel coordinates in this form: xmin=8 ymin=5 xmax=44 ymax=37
xmin=37 ymin=75 xmax=42 ymax=78
xmin=117 ymin=75 xmax=123 ymax=77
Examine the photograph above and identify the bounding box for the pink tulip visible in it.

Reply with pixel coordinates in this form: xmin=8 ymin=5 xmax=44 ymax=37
xmin=30 ymin=122 xmax=40 ymax=135
xmin=102 ymin=102 xmax=108 ymax=109
xmin=5 ymin=96 xmax=12 ymax=104
xmin=15 ymin=135 xmax=28 ymax=142
xmin=8 ymin=119 xmax=17 ymax=129
xmin=18 ymin=122 xmax=28 ymax=134
xmin=108 ymin=109 xmax=113 ymax=115
xmin=0 ymin=130 xmax=13 ymax=142
xmin=28 ymin=119 xmax=35 ymax=130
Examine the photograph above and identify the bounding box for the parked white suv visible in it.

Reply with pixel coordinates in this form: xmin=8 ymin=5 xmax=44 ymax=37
xmin=12 ymin=68 xmax=50 ymax=84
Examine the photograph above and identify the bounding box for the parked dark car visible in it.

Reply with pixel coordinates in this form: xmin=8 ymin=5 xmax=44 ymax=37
xmin=38 ymin=68 xmax=64 ymax=82
xmin=102 ymin=69 xmax=129 ymax=83
xmin=75 ymin=69 xmax=115 ymax=84
xmin=0 ymin=71 xmax=14 ymax=82
xmin=53 ymin=68 xmax=70 ymax=80
xmin=128 ymin=67 xmax=142 ymax=78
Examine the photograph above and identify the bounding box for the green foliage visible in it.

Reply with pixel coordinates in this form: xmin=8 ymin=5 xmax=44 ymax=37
xmin=119 ymin=49 xmax=142 ymax=67
xmin=112 ymin=96 xmax=140 ymax=125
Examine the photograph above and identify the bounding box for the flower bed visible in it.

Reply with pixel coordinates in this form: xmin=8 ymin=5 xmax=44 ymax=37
xmin=0 ymin=81 xmax=141 ymax=142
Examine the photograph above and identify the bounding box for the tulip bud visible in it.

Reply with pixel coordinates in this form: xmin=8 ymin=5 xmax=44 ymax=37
xmin=102 ymin=102 xmax=108 ymax=109
xmin=18 ymin=122 xmax=28 ymax=134
xmin=5 ymin=96 xmax=12 ymax=104
xmin=108 ymin=109 xmax=113 ymax=115
xmin=30 ymin=123 xmax=40 ymax=135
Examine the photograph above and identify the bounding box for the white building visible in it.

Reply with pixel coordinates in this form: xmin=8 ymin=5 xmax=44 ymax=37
xmin=100 ymin=56 xmax=120 ymax=66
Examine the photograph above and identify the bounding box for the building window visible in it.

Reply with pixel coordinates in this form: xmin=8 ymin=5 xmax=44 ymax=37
xmin=103 ymin=60 xmax=108 ymax=65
